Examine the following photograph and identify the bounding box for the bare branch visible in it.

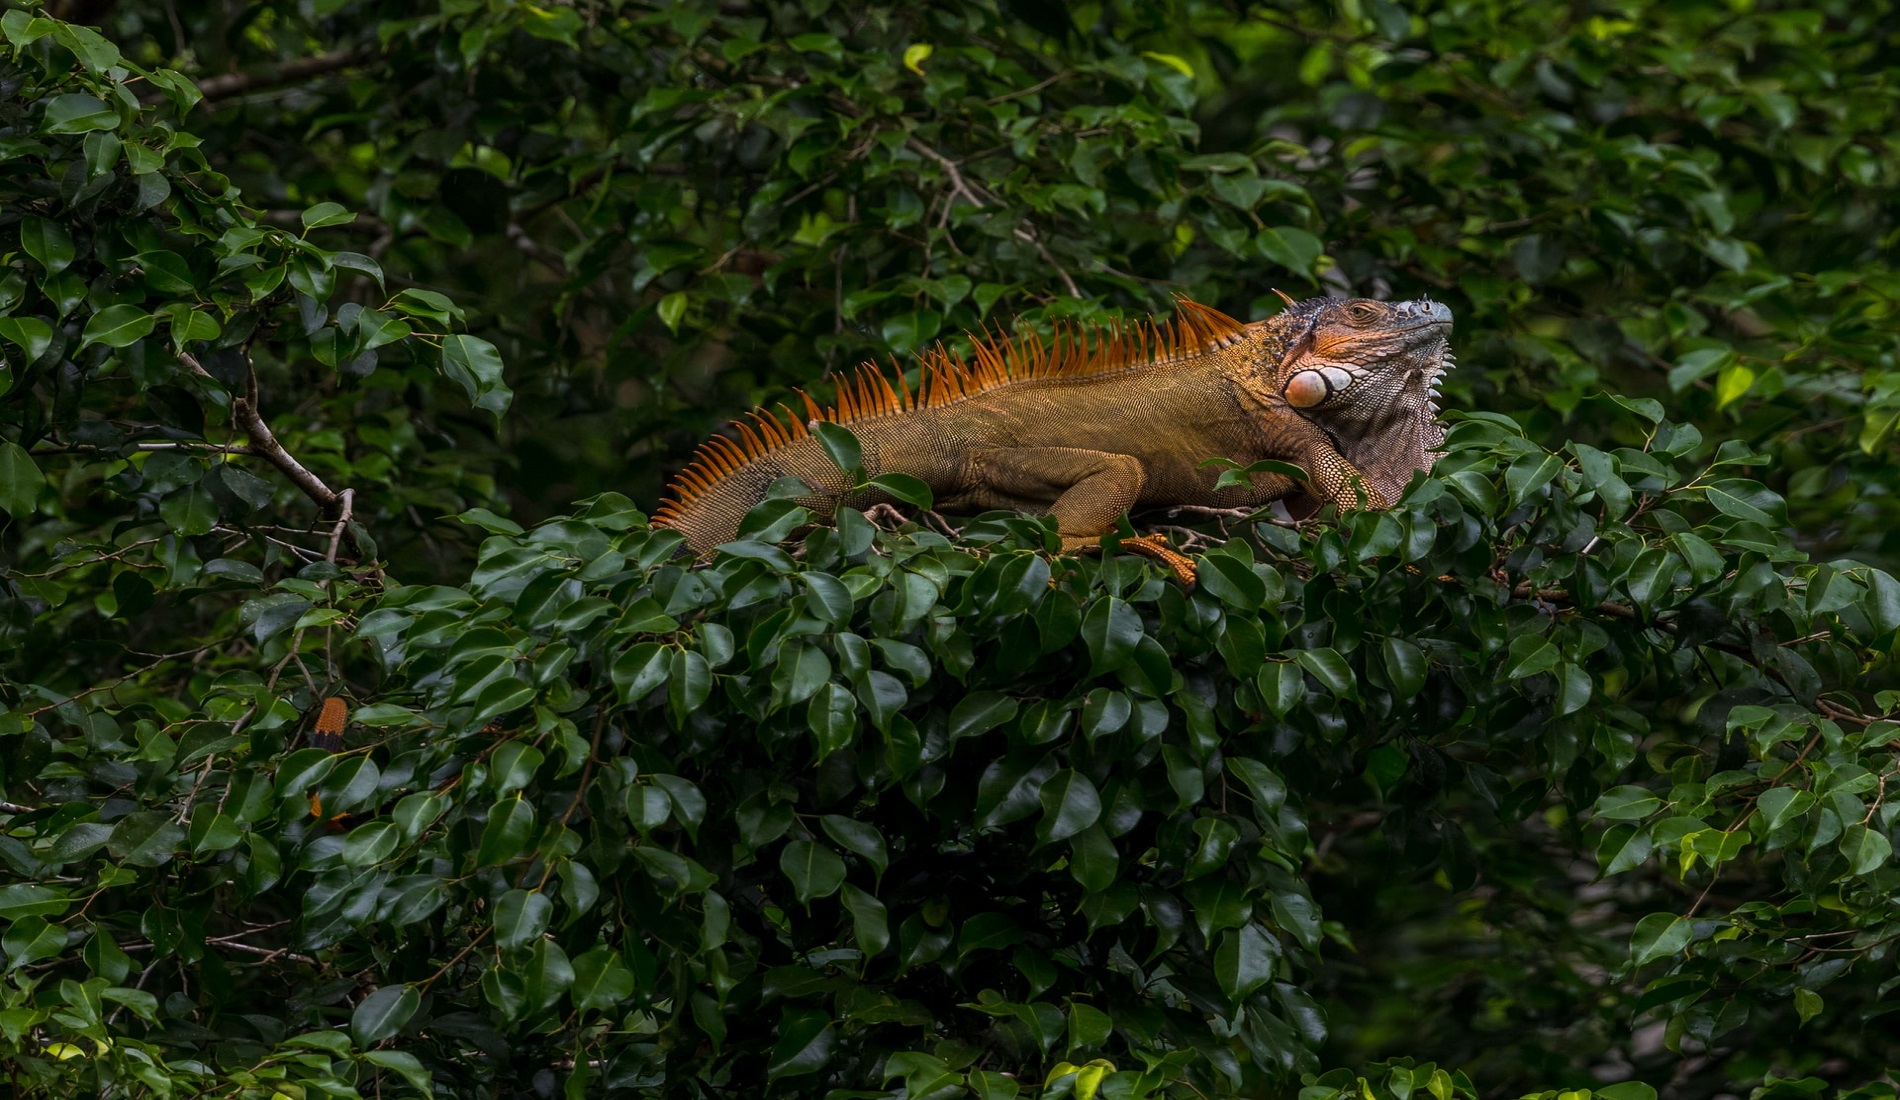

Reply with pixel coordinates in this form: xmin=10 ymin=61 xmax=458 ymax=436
xmin=232 ymin=395 xmax=342 ymax=512
xmin=186 ymin=47 xmax=369 ymax=104
xmin=325 ymin=488 xmax=355 ymax=564
xmin=1014 ymin=228 xmax=1082 ymax=298
xmin=906 ymin=137 xmax=993 ymax=210
xmin=178 ymin=351 xmax=343 ymax=515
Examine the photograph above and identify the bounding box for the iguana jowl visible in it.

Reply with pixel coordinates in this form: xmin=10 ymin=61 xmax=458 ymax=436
xmin=655 ymin=295 xmax=1453 ymax=580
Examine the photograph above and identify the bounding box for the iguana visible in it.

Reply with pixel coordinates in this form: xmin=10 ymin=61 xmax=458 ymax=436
xmin=654 ymin=294 xmax=1453 ymax=583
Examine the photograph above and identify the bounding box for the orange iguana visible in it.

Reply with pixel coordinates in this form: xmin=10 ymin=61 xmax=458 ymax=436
xmin=654 ymin=295 xmax=1453 ymax=582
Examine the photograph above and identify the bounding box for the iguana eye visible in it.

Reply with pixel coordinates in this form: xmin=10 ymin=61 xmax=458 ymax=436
xmin=1345 ymin=302 xmax=1380 ymax=325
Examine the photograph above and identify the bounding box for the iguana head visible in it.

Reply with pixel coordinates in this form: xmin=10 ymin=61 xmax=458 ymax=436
xmin=1270 ymin=296 xmax=1454 ymax=505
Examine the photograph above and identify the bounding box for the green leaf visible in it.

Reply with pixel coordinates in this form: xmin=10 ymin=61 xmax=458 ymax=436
xmin=813 ymin=421 xmax=862 ymax=474
xmin=0 ymin=442 xmax=44 ymax=517
xmin=767 ymin=1007 xmax=835 ymax=1080
xmin=340 ymin=820 xmax=402 ymax=867
xmin=351 ymin=984 xmax=420 ymax=1045
xmin=1503 ymin=635 xmax=1561 ymax=680
xmin=867 ymin=472 xmax=933 ymax=509
xmin=0 ymin=317 xmax=53 ymax=365
xmin=301 ymin=201 xmax=356 ymax=229
xmin=1198 ymin=553 xmax=1266 ymax=609
xmin=1757 ymin=787 xmax=1813 ymax=832
xmin=42 ymin=93 xmax=118 ymax=134
xmin=441 ymin=334 xmax=513 ymax=416
xmin=1595 ymin=785 xmax=1663 ymax=821
xmin=493 ymin=888 xmax=553 ymax=951
xmin=1292 ymin=647 xmax=1356 ymax=697
xmin=1607 ymin=394 xmax=1665 ymax=423
xmin=780 ymin=840 xmax=846 ymax=903
xmin=658 ymin=291 xmax=688 ymax=334
xmin=1839 ymin=825 xmax=1892 ymax=875
xmin=363 ymin=1051 xmax=433 ymax=1094
xmin=959 ymin=912 xmax=1024 ymax=956
xmin=948 ymin=691 xmax=1018 ymax=740
xmin=881 ymin=309 xmax=942 ymax=354
xmin=1624 ymin=548 xmax=1678 ymax=608
xmin=800 ymin=572 xmax=854 ymax=625
xmin=653 ymin=774 xmax=707 ymax=840
xmin=1185 ymin=816 xmax=1239 ymax=879
xmin=1068 ymin=824 xmax=1119 ymax=893
xmin=821 ymin=815 xmax=889 ymax=877
xmin=807 ymin=681 xmax=858 ymax=759
xmin=1629 ymin=913 xmax=1694 ymax=966
xmin=1668 ymin=348 xmax=1732 ymax=391
xmin=1081 ymin=597 xmax=1142 ymax=674
xmin=1597 ymin=824 xmax=1653 ymax=876
xmin=1671 ymin=531 xmax=1725 ymax=585
xmin=1215 ymin=923 xmax=1278 ymax=1002
xmin=1704 ymin=482 xmax=1776 ymax=526
xmin=354 ymin=308 xmax=412 ymax=350
xmin=1504 ymin=453 xmax=1564 ymax=505
xmin=80 ymin=304 xmax=156 ymax=350
xmin=1715 ymin=362 xmax=1756 ymax=409
xmin=1035 ymin=770 xmax=1102 ymax=847
xmin=1381 ymin=637 xmax=1427 ymax=698
xmin=392 ymin=792 xmax=448 ymax=840
xmin=1258 ymin=225 xmax=1323 ymax=276
xmin=840 ymin=883 xmax=889 ymax=956
xmin=570 ymin=946 xmax=636 ymax=1011
xmin=477 ymin=797 xmax=536 ymax=866
xmin=0 ymin=885 xmax=70 ymax=920
xmin=1257 ymin=662 xmax=1306 ymax=718
xmin=613 ymin=642 xmax=672 ymax=703
xmin=19 ymin=217 xmax=74 ymax=274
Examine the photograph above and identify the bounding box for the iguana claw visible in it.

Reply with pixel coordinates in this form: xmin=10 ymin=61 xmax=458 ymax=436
xmin=1117 ymin=533 xmax=1197 ymax=588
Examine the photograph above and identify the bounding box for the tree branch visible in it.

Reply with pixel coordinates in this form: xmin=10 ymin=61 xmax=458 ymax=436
xmin=185 ymin=47 xmax=370 ymax=104
xmin=325 ymin=488 xmax=355 ymax=563
xmin=1014 ymin=228 xmax=1082 ymax=298
xmin=906 ymin=137 xmax=994 ymax=210
xmin=177 ymin=351 xmax=343 ymax=516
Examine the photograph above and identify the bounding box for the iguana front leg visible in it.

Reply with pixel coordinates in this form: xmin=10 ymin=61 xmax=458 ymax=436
xmin=956 ymin=447 xmax=1197 ymax=583
xmin=1272 ymin=418 xmax=1392 ymax=511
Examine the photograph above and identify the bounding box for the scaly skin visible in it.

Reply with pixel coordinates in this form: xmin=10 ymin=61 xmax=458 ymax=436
xmin=654 ymin=296 xmax=1453 ymax=580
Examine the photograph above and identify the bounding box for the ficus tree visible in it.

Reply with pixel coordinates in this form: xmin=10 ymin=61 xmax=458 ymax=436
xmin=2 ymin=2 xmax=1898 ymax=1099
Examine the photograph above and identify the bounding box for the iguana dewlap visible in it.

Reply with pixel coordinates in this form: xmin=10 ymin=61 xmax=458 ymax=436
xmin=655 ymin=295 xmax=1453 ymax=579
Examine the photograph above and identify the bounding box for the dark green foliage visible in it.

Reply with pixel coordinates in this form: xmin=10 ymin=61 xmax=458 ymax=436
xmin=3 ymin=2 xmax=1900 ymax=1098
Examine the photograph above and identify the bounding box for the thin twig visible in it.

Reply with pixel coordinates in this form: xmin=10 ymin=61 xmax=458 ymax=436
xmin=1013 ymin=228 xmax=1082 ymax=298
xmin=184 ymin=47 xmax=370 ymax=104
xmin=30 ymin=442 xmax=260 ymax=457
xmin=178 ymin=351 xmax=343 ymax=515
xmin=905 ymin=137 xmax=993 ymax=210
xmin=325 ymin=488 xmax=355 ymax=563
xmin=981 ymin=73 xmax=1069 ymax=106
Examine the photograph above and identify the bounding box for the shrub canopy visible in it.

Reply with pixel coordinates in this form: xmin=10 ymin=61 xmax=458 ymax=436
xmin=1 ymin=2 xmax=1898 ymax=1099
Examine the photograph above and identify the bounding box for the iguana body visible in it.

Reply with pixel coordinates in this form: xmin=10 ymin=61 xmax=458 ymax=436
xmin=655 ymin=296 xmax=1452 ymax=578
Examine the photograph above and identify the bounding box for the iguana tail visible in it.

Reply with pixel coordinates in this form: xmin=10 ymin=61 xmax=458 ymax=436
xmin=651 ymin=404 xmax=855 ymax=554
xmin=655 ymin=360 xmax=933 ymax=552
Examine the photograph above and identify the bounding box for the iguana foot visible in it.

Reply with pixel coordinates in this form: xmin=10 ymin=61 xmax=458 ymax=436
xmin=1116 ymin=533 xmax=1197 ymax=587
